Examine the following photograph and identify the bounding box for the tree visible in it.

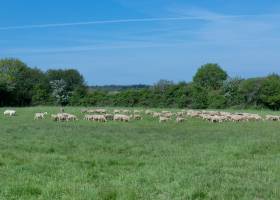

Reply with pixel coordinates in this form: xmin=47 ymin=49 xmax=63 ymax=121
xmin=0 ymin=58 xmax=46 ymax=106
xmin=46 ymin=69 xmax=85 ymax=91
xmin=46 ymin=69 xmax=86 ymax=105
xmin=32 ymin=85 xmax=50 ymax=105
xmin=260 ymin=74 xmax=280 ymax=110
xmin=69 ymin=86 xmax=88 ymax=105
xmin=223 ymin=77 xmax=244 ymax=107
xmin=239 ymin=78 xmax=264 ymax=107
xmin=153 ymin=80 xmax=174 ymax=93
xmin=193 ymin=63 xmax=228 ymax=90
xmin=50 ymin=79 xmax=70 ymax=106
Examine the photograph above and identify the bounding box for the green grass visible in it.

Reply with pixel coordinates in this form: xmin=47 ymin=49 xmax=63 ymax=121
xmin=0 ymin=107 xmax=280 ymax=199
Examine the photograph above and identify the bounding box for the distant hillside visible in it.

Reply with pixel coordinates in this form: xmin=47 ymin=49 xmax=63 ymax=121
xmin=89 ymin=84 xmax=151 ymax=92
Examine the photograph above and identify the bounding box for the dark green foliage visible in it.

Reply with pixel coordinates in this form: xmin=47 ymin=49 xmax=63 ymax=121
xmin=239 ymin=78 xmax=264 ymax=108
xmin=69 ymin=85 xmax=88 ymax=106
xmin=46 ymin=69 xmax=85 ymax=92
xmin=0 ymin=58 xmax=86 ymax=106
xmin=90 ymin=84 xmax=150 ymax=92
xmin=260 ymin=74 xmax=280 ymax=110
xmin=208 ymin=90 xmax=226 ymax=109
xmin=0 ymin=59 xmax=49 ymax=106
xmin=189 ymin=84 xmax=209 ymax=109
xmin=1 ymin=58 xmax=280 ymax=110
xmin=193 ymin=63 xmax=228 ymax=90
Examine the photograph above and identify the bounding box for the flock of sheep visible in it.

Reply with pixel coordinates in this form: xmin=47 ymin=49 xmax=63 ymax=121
xmin=3 ymin=108 xmax=280 ymax=123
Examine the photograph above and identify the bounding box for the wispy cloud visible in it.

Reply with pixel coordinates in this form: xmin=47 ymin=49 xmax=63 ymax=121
xmin=2 ymin=42 xmax=190 ymax=54
xmin=1 ymin=13 xmax=276 ymax=31
xmin=0 ymin=16 xmax=210 ymax=31
xmin=2 ymin=6 xmax=280 ymax=64
xmin=164 ymin=7 xmax=280 ymax=43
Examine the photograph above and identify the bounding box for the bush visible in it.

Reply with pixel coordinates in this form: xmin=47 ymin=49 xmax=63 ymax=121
xmin=189 ymin=84 xmax=209 ymax=109
xmin=208 ymin=91 xmax=226 ymax=109
xmin=260 ymin=74 xmax=280 ymax=110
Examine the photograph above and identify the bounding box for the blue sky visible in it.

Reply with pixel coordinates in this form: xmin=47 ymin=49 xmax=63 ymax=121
xmin=1 ymin=0 xmax=280 ymax=85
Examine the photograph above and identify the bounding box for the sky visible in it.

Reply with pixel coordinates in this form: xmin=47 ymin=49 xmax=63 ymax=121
xmin=0 ymin=0 xmax=280 ymax=85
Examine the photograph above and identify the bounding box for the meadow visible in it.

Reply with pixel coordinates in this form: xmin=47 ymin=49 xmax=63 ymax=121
xmin=0 ymin=107 xmax=280 ymax=200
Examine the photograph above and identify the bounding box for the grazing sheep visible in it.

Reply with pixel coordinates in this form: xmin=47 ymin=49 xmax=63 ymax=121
xmin=133 ymin=110 xmax=141 ymax=114
xmin=114 ymin=109 xmax=121 ymax=114
xmin=81 ymin=109 xmax=88 ymax=113
xmin=122 ymin=109 xmax=130 ymax=114
xmin=53 ymin=113 xmax=77 ymax=122
xmin=159 ymin=116 xmax=170 ymax=123
xmin=51 ymin=114 xmax=59 ymax=121
xmin=95 ymin=109 xmax=107 ymax=114
xmin=84 ymin=114 xmax=93 ymax=121
xmin=145 ymin=110 xmax=153 ymax=115
xmin=105 ymin=114 xmax=114 ymax=120
xmin=161 ymin=112 xmax=173 ymax=118
xmin=66 ymin=114 xmax=78 ymax=121
xmin=114 ymin=114 xmax=130 ymax=122
xmin=56 ymin=113 xmax=67 ymax=121
xmin=34 ymin=112 xmax=48 ymax=120
xmin=184 ymin=109 xmax=265 ymax=123
xmin=4 ymin=110 xmax=16 ymax=116
xmin=187 ymin=110 xmax=201 ymax=118
xmin=85 ymin=114 xmax=107 ymax=122
xmin=176 ymin=117 xmax=185 ymax=123
xmin=230 ymin=115 xmax=245 ymax=122
xmin=266 ymin=115 xmax=280 ymax=121
xmin=133 ymin=115 xmax=143 ymax=120
xmin=176 ymin=112 xmax=185 ymax=117
xmin=93 ymin=115 xmax=107 ymax=122
xmin=209 ymin=116 xmax=223 ymax=123
xmin=87 ymin=109 xmax=96 ymax=114
xmin=152 ymin=112 xmax=161 ymax=118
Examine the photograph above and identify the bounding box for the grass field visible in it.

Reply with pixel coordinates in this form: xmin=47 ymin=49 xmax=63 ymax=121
xmin=0 ymin=107 xmax=280 ymax=200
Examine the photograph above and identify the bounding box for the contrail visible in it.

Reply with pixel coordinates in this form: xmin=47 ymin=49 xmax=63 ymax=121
xmin=0 ymin=13 xmax=277 ymax=31
xmin=0 ymin=16 xmax=206 ymax=30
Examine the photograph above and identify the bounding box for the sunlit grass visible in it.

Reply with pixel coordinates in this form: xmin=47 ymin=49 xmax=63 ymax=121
xmin=0 ymin=107 xmax=280 ymax=199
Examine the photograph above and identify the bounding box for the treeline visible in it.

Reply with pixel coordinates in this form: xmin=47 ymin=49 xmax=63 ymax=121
xmin=0 ymin=58 xmax=87 ymax=106
xmin=1 ymin=58 xmax=280 ymax=110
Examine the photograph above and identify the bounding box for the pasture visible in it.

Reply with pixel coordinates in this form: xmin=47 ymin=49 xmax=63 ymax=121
xmin=0 ymin=107 xmax=280 ymax=199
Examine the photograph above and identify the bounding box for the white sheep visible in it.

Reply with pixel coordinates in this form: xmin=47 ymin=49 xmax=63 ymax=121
xmin=159 ymin=116 xmax=170 ymax=123
xmin=176 ymin=117 xmax=185 ymax=123
xmin=265 ymin=115 xmax=280 ymax=121
xmin=114 ymin=114 xmax=130 ymax=122
xmin=4 ymin=110 xmax=16 ymax=116
xmin=34 ymin=112 xmax=48 ymax=120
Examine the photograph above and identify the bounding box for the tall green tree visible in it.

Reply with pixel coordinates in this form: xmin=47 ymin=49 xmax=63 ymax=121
xmin=0 ymin=58 xmax=48 ymax=106
xmin=193 ymin=63 xmax=228 ymax=90
xmin=46 ymin=69 xmax=87 ymax=105
xmin=46 ymin=69 xmax=85 ymax=91
xmin=239 ymin=78 xmax=264 ymax=108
